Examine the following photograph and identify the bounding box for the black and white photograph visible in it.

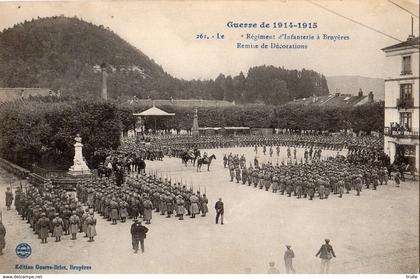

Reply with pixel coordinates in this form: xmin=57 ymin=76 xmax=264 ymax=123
xmin=0 ymin=0 xmax=418 ymax=276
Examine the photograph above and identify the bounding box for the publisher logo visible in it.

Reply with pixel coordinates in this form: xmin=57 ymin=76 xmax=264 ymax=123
xmin=16 ymin=243 xmax=32 ymax=259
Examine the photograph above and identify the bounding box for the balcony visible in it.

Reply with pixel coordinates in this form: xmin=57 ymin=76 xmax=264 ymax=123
xmin=397 ymin=98 xmax=414 ymax=109
xmin=384 ymin=126 xmax=419 ymax=139
xmin=401 ymin=71 xmax=412 ymax=76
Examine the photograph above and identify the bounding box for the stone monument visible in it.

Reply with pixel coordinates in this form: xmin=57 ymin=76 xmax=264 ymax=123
xmin=191 ymin=107 xmax=199 ymax=136
xmin=68 ymin=134 xmax=91 ymax=176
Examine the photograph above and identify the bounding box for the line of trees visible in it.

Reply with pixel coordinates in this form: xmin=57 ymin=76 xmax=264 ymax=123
xmin=121 ymin=101 xmax=384 ymax=133
xmin=0 ymin=98 xmax=383 ymax=170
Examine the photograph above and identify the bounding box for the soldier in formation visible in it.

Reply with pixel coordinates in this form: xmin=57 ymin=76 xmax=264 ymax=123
xmin=13 ymin=182 xmax=96 ymax=244
xmin=227 ymin=149 xmax=392 ymax=201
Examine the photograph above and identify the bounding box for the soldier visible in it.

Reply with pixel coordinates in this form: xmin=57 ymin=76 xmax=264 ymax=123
xmin=189 ymin=194 xmax=199 ymax=218
xmin=110 ymin=200 xmax=119 ymax=225
xmin=372 ymin=171 xmax=379 ymax=190
xmin=120 ymin=201 xmax=128 ymax=222
xmin=324 ymin=185 xmax=330 ymax=199
xmin=272 ymin=173 xmax=279 ymax=193
xmin=201 ymin=194 xmax=209 ymax=217
xmin=296 ymin=180 xmax=302 ymax=199
xmin=394 ymin=173 xmax=400 ymax=187
xmin=176 ymin=195 xmax=185 ymax=220
xmin=69 ymin=211 xmax=80 ymax=240
xmin=52 ymin=213 xmax=64 ymax=242
xmin=355 ymin=175 xmax=363 ymax=196
xmin=264 ymin=172 xmax=271 ymax=191
xmin=143 ymin=196 xmax=153 ymax=224
xmin=86 ymin=211 xmax=97 ymax=242
xmin=166 ymin=194 xmax=174 ymax=218
xmin=241 ymin=167 xmax=248 ymax=185
xmin=276 ymin=146 xmax=280 ymax=157
xmin=235 ymin=167 xmax=241 ymax=183
xmin=229 ymin=165 xmax=235 ymax=182
xmin=62 ymin=205 xmax=71 ymax=235
xmin=37 ymin=213 xmax=50 ymax=244
xmin=337 ymin=180 xmax=345 ymax=198
xmin=223 ymin=154 xmax=228 ymax=168
xmin=215 ymin=198 xmax=224 ymax=225
xmin=5 ymin=187 xmax=13 ymax=210
xmin=308 ymin=185 xmax=315 ymax=200
xmin=81 ymin=208 xmax=89 ymax=237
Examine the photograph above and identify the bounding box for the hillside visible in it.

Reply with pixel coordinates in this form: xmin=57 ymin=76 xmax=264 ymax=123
xmin=0 ymin=16 xmax=329 ymax=104
xmin=327 ymin=75 xmax=384 ymax=100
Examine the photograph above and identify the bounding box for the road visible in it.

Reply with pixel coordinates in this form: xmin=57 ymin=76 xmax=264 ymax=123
xmin=0 ymin=147 xmax=418 ymax=274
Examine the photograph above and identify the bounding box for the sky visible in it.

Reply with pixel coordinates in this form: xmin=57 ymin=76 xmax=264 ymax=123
xmin=0 ymin=0 xmax=418 ymax=80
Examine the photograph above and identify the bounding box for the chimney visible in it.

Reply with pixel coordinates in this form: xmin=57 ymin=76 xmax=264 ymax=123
xmin=368 ymin=91 xmax=374 ymax=103
xmin=101 ymin=63 xmax=108 ymax=101
xmin=358 ymin=88 xmax=363 ymax=97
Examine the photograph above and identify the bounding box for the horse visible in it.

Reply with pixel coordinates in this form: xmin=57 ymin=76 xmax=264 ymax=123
xmin=181 ymin=149 xmax=200 ymax=166
xmin=197 ymin=154 xmax=216 ymax=172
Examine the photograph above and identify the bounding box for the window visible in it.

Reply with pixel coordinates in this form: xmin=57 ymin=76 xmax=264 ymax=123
xmin=400 ymin=84 xmax=413 ymax=100
xmin=400 ymin=112 xmax=412 ymax=131
xmin=402 ymin=56 xmax=412 ymax=75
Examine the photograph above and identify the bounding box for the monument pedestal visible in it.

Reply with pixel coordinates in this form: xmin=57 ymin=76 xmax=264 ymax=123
xmin=68 ymin=134 xmax=91 ymax=176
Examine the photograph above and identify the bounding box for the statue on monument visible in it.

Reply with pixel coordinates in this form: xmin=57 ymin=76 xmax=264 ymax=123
xmin=68 ymin=134 xmax=91 ymax=176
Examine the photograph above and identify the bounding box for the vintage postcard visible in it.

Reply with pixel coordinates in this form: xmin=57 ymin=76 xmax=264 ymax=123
xmin=0 ymin=0 xmax=418 ymax=276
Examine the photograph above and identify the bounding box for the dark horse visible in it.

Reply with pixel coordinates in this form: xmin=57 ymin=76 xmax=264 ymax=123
xmin=197 ymin=154 xmax=216 ymax=172
xmin=181 ymin=149 xmax=201 ymax=166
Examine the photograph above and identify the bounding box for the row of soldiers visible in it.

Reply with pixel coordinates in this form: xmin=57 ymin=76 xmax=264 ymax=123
xmin=76 ymin=174 xmax=209 ymax=224
xmin=11 ymin=182 xmax=97 ymax=243
xmin=228 ymin=155 xmax=392 ymax=199
xmin=145 ymin=134 xmax=383 ymax=153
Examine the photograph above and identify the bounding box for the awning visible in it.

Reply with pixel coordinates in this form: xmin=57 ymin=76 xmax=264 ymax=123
xmin=133 ymin=106 xmax=175 ymax=116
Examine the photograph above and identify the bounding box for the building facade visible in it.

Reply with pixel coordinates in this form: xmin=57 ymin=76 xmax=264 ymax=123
xmin=382 ymin=36 xmax=419 ymax=173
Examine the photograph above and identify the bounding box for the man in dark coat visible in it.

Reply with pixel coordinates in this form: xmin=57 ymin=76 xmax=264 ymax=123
xmin=130 ymin=219 xmax=149 ymax=253
xmin=5 ymin=187 xmax=13 ymax=210
xmin=215 ymin=198 xmax=224 ymax=225
xmin=315 ymin=239 xmax=336 ymax=274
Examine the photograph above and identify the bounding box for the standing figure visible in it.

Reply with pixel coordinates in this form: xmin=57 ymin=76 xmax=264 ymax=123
xmin=143 ymin=197 xmax=153 ymax=224
xmin=284 ymin=245 xmax=296 ymax=273
xmin=215 ymin=198 xmax=224 ymax=225
xmin=5 ymin=187 xmax=13 ymax=210
xmin=315 ymin=239 xmax=336 ymax=274
xmin=52 ymin=213 xmax=64 ymax=242
xmin=69 ymin=211 xmax=80 ymax=240
xmin=189 ymin=194 xmax=199 ymax=218
xmin=37 ymin=213 xmax=51 ymax=244
xmin=86 ymin=211 xmax=97 ymax=242
xmin=130 ymin=219 xmax=148 ymax=253
xmin=176 ymin=195 xmax=185 ymax=220
xmin=201 ymin=194 xmax=209 ymax=217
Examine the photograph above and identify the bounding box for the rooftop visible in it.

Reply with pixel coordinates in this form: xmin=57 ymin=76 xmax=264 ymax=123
xmin=382 ymin=36 xmax=420 ymax=52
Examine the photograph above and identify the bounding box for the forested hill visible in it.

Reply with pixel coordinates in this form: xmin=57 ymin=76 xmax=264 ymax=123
xmin=0 ymin=16 xmax=329 ymax=104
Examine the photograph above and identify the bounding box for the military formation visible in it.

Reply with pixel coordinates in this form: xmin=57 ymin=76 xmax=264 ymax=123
xmin=76 ymin=173 xmax=209 ymax=224
xmin=226 ymin=147 xmax=393 ymax=200
xmin=12 ymin=182 xmax=97 ymax=243
xmin=116 ymin=133 xmax=384 ymax=163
